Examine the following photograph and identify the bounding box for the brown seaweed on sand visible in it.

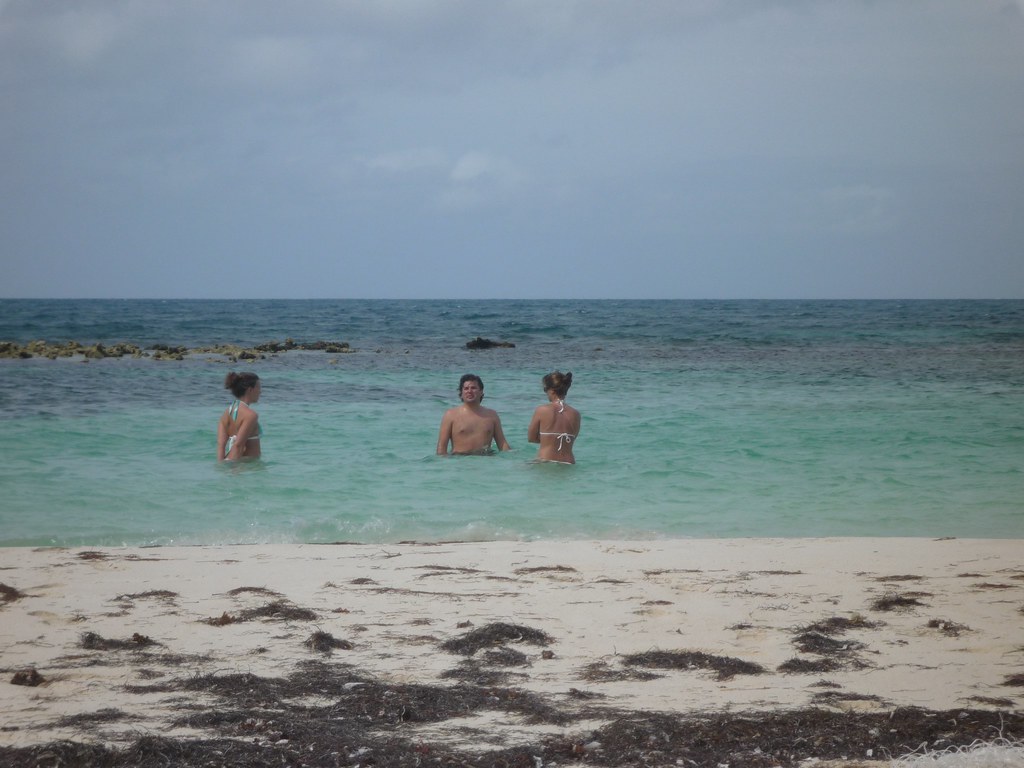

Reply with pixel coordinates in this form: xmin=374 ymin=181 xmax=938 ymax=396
xmin=778 ymin=617 xmax=874 ymax=674
xmin=77 ymin=550 xmax=109 ymax=561
xmin=777 ymin=657 xmax=844 ymax=674
xmin=580 ymin=660 xmax=662 ymax=682
xmin=303 ymin=630 xmax=354 ymax=654
xmin=79 ymin=631 xmax=159 ymax=651
xmin=792 ymin=632 xmax=865 ymax=655
xmin=1 ymin=659 xmax=1022 ymax=768
xmin=440 ymin=622 xmax=553 ymax=655
xmin=870 ymin=592 xmax=930 ymax=612
xmin=116 ymin=590 xmax=179 ymax=601
xmin=10 ymin=668 xmax=44 ymax=687
xmin=439 ymin=660 xmax=517 ymax=686
xmin=926 ymin=618 xmax=971 ymax=637
xmin=622 ymin=650 xmax=765 ymax=681
xmin=802 ymin=615 xmax=881 ymax=634
xmin=513 ymin=564 xmax=578 ymax=576
xmin=0 ymin=582 xmax=26 ymax=604
xmin=226 ymin=586 xmax=283 ymax=598
xmin=54 ymin=708 xmax=141 ymax=729
xmin=202 ymin=601 xmax=317 ymax=625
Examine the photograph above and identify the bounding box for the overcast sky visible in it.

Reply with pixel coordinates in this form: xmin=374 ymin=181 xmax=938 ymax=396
xmin=2 ymin=1 xmax=1022 ymax=299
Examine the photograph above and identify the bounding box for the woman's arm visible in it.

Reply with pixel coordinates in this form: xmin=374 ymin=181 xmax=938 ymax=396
xmin=527 ymin=406 xmax=543 ymax=444
xmin=216 ymin=415 xmax=229 ymax=461
xmin=227 ymin=412 xmax=258 ymax=460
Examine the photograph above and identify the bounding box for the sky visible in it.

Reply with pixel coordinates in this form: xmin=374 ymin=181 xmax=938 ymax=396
xmin=2 ymin=1 xmax=1023 ymax=299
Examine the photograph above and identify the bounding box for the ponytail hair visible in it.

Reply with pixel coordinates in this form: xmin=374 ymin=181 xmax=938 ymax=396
xmin=225 ymin=371 xmax=260 ymax=398
xmin=542 ymin=371 xmax=572 ymax=399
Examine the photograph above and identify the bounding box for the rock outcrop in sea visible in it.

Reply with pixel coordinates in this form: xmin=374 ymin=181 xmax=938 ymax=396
xmin=0 ymin=339 xmax=354 ymax=361
xmin=465 ymin=336 xmax=516 ymax=349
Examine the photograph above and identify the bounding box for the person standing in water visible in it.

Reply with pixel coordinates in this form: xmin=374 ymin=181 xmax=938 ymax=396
xmin=436 ymin=373 xmax=511 ymax=455
xmin=528 ymin=371 xmax=580 ymax=464
xmin=217 ymin=371 xmax=262 ymax=461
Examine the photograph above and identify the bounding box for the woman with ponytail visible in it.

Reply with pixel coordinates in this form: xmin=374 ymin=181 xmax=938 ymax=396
xmin=217 ymin=371 xmax=262 ymax=461
xmin=527 ymin=371 xmax=580 ymax=464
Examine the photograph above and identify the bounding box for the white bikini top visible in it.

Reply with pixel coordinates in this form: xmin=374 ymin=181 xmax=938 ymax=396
xmin=539 ymin=400 xmax=576 ymax=450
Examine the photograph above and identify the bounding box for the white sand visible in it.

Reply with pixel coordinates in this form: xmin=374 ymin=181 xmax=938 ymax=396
xmin=1 ymin=538 xmax=1022 ymax=760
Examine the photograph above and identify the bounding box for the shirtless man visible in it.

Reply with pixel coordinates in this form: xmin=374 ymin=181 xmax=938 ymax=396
xmin=436 ymin=374 xmax=511 ymax=455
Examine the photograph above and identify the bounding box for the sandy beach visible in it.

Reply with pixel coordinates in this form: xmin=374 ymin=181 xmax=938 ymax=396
xmin=1 ymin=538 xmax=1022 ymax=766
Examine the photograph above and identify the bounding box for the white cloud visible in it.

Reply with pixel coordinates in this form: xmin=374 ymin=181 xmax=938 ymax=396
xmin=431 ymin=151 xmax=526 ymax=211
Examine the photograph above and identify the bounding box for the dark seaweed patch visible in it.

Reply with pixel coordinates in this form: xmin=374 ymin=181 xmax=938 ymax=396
xmin=303 ymin=630 xmax=353 ymax=654
xmin=2 ymin=667 xmax=1022 ymax=768
xmin=77 ymin=551 xmax=109 ymax=561
xmin=622 ymin=650 xmax=765 ymax=680
xmin=793 ymin=632 xmax=864 ymax=655
xmin=244 ymin=601 xmax=317 ymax=621
xmin=54 ymin=709 xmax=140 ymax=728
xmin=871 ymin=592 xmax=930 ymax=612
xmin=226 ymin=586 xmax=282 ymax=598
xmin=117 ymin=590 xmax=179 ymax=601
xmin=968 ymin=696 xmax=1015 ymax=707
xmin=10 ymin=669 xmax=44 ymax=686
xmin=926 ymin=618 xmax=970 ymax=637
xmin=440 ymin=622 xmax=553 ymax=655
xmin=777 ymin=657 xmax=843 ymax=674
xmin=579 ymin=661 xmax=662 ymax=683
xmin=203 ymin=601 xmax=317 ymax=625
xmin=439 ymin=661 xmax=515 ymax=686
xmin=414 ymin=565 xmax=483 ymax=577
xmin=79 ymin=631 xmax=158 ymax=651
xmin=481 ymin=646 xmax=529 ymax=667
xmin=801 ymin=615 xmax=880 ymax=635
xmin=810 ymin=691 xmax=885 ymax=705
xmin=0 ymin=583 xmax=25 ymax=604
xmin=972 ymin=582 xmax=1016 ymax=590
xmin=202 ymin=611 xmax=239 ymax=626
xmin=513 ymin=565 xmax=577 ymax=575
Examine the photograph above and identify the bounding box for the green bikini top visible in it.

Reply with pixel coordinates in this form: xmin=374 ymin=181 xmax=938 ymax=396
xmin=229 ymin=400 xmax=263 ymax=436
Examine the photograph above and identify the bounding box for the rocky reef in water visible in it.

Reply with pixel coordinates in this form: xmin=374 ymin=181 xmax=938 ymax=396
xmin=465 ymin=336 xmax=516 ymax=349
xmin=0 ymin=339 xmax=354 ymax=361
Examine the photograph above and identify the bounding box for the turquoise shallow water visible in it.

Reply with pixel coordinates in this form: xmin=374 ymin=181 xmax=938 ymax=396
xmin=1 ymin=299 xmax=1022 ymax=545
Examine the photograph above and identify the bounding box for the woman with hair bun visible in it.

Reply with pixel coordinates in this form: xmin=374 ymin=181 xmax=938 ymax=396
xmin=217 ymin=371 xmax=262 ymax=461
xmin=528 ymin=371 xmax=580 ymax=464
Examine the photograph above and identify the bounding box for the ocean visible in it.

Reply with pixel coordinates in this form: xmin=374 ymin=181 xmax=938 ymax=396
xmin=1 ymin=299 xmax=1021 ymax=547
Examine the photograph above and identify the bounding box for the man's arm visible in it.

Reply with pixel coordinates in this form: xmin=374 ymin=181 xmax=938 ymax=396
xmin=492 ymin=413 xmax=511 ymax=451
xmin=436 ymin=410 xmax=453 ymax=455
